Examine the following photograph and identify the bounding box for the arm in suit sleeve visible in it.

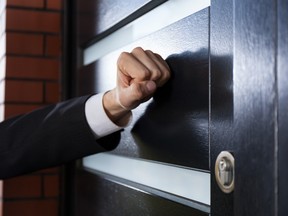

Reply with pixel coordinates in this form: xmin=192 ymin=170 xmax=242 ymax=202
xmin=0 ymin=95 xmax=120 ymax=179
xmin=0 ymin=47 xmax=171 ymax=179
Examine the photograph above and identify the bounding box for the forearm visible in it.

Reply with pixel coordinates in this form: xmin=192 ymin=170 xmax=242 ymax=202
xmin=0 ymin=95 xmax=119 ymax=179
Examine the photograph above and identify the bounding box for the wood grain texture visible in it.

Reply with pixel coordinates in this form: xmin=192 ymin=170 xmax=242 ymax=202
xmin=211 ymin=0 xmax=282 ymax=215
xmin=277 ymin=0 xmax=288 ymax=215
xmin=210 ymin=0 xmax=234 ymax=215
xmin=233 ymin=0 xmax=277 ymax=215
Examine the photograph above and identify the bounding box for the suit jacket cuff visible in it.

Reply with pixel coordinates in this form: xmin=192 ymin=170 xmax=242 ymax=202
xmin=85 ymin=92 xmax=131 ymax=138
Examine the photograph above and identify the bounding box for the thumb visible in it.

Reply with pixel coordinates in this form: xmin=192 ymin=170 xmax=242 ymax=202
xmin=130 ymin=80 xmax=157 ymax=99
xmin=120 ymin=80 xmax=157 ymax=109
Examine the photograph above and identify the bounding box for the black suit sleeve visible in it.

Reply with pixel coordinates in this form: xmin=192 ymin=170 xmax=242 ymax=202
xmin=0 ymin=95 xmax=120 ymax=179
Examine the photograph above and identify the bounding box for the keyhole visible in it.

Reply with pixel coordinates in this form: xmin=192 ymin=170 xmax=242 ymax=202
xmin=215 ymin=151 xmax=235 ymax=193
xmin=219 ymin=158 xmax=233 ymax=186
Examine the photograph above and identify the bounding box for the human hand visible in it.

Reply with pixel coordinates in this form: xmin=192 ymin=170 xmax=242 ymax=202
xmin=103 ymin=47 xmax=171 ymax=125
xmin=116 ymin=47 xmax=170 ymax=110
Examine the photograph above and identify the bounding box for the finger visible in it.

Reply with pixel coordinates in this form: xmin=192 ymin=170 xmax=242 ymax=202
xmin=117 ymin=68 xmax=131 ymax=88
xmin=131 ymin=47 xmax=162 ymax=82
xmin=117 ymin=51 xmax=151 ymax=83
xmin=155 ymin=53 xmax=170 ymax=72
xmin=145 ymin=50 xmax=171 ymax=86
xmin=119 ymin=80 xmax=156 ymax=109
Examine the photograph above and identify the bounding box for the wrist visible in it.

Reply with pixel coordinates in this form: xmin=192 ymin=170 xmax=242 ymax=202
xmin=103 ymin=89 xmax=132 ymax=126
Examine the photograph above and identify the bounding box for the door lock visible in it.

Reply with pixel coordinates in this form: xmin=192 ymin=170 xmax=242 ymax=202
xmin=215 ymin=151 xmax=235 ymax=193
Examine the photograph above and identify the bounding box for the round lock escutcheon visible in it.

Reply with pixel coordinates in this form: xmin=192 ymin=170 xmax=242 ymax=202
xmin=215 ymin=151 xmax=235 ymax=193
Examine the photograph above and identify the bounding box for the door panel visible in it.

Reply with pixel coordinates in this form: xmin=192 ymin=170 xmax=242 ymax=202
xmin=210 ymin=0 xmax=234 ymax=215
xmin=233 ymin=1 xmax=277 ymax=215
xmin=64 ymin=0 xmax=288 ymax=215
xmin=77 ymin=0 xmax=167 ymax=46
xmin=79 ymin=9 xmax=209 ymax=170
xmin=278 ymin=0 xmax=288 ymax=215
xmin=73 ymin=2 xmax=210 ymax=215
xmin=211 ymin=0 xmax=279 ymax=215
xmin=76 ymin=170 xmax=208 ymax=216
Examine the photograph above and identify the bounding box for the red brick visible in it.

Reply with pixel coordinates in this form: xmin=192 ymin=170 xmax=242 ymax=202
xmin=5 ymin=80 xmax=43 ymax=103
xmin=3 ymin=175 xmax=41 ymax=198
xmin=7 ymin=0 xmax=44 ymax=8
xmin=45 ymin=82 xmax=60 ymax=103
xmin=4 ymin=104 xmax=42 ymax=119
xmin=3 ymin=199 xmax=58 ymax=216
xmin=45 ymin=35 xmax=61 ymax=57
xmin=47 ymin=0 xmax=62 ymax=10
xmin=7 ymin=9 xmax=60 ymax=33
xmin=6 ymin=56 xmax=59 ymax=80
xmin=7 ymin=33 xmax=44 ymax=55
xmin=44 ymin=175 xmax=59 ymax=197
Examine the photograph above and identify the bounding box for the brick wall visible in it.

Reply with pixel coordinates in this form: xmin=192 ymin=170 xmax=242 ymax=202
xmin=0 ymin=0 xmax=63 ymax=216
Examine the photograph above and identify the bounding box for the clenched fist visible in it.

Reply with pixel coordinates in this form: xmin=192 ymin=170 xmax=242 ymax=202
xmin=103 ymin=47 xmax=171 ymax=125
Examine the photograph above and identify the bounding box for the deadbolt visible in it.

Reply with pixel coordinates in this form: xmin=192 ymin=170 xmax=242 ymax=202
xmin=215 ymin=151 xmax=235 ymax=193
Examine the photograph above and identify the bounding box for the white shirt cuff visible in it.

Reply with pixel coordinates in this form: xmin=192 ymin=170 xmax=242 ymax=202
xmin=85 ymin=93 xmax=125 ymax=138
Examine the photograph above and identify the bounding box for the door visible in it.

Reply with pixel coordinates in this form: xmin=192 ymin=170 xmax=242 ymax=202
xmin=63 ymin=0 xmax=288 ymax=215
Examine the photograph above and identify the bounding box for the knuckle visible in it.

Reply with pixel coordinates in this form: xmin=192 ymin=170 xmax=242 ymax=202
xmin=132 ymin=47 xmax=144 ymax=55
xmin=151 ymin=69 xmax=161 ymax=80
xmin=117 ymin=52 xmax=130 ymax=67
xmin=145 ymin=49 xmax=154 ymax=55
xmin=159 ymin=71 xmax=170 ymax=85
xmin=139 ymin=68 xmax=150 ymax=79
xmin=155 ymin=53 xmax=162 ymax=59
xmin=165 ymin=69 xmax=171 ymax=80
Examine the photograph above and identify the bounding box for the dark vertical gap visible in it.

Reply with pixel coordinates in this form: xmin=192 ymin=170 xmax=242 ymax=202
xmin=62 ymin=0 xmax=77 ymax=100
xmin=61 ymin=0 xmax=77 ymax=216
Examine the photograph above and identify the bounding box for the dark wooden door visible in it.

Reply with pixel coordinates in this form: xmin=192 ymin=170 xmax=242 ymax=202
xmin=63 ymin=0 xmax=288 ymax=215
